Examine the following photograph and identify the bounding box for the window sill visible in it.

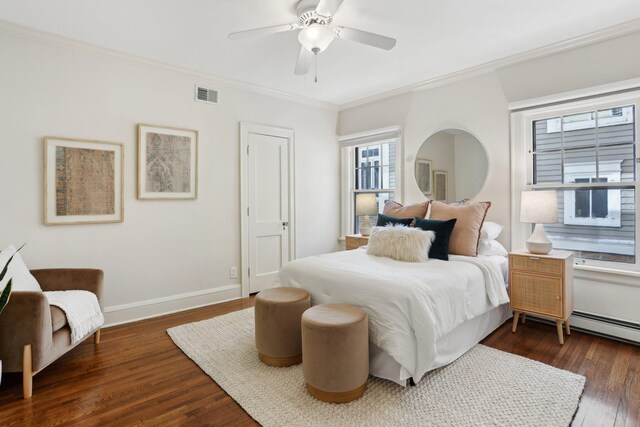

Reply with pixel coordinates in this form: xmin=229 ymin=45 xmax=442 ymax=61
xmin=574 ymin=264 xmax=640 ymax=288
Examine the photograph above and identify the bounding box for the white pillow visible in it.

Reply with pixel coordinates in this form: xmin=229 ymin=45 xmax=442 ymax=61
xmin=0 ymin=245 xmax=42 ymax=292
xmin=480 ymin=221 xmax=503 ymax=240
xmin=477 ymin=239 xmax=508 ymax=257
xmin=366 ymin=225 xmax=436 ymax=262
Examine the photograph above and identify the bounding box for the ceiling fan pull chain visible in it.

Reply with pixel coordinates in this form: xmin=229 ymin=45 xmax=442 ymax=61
xmin=312 ymin=46 xmax=320 ymax=83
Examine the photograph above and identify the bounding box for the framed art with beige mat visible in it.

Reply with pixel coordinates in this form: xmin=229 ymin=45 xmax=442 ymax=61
xmin=433 ymin=170 xmax=448 ymax=201
xmin=168 ymin=308 xmax=586 ymax=427
xmin=44 ymin=137 xmax=124 ymax=225
xmin=415 ymin=158 xmax=433 ymax=196
xmin=138 ymin=124 xmax=198 ymax=200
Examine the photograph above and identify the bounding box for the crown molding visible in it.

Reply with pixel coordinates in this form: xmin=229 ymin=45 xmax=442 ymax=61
xmin=0 ymin=20 xmax=339 ymax=112
xmin=2 ymin=17 xmax=640 ymax=113
xmin=338 ymin=18 xmax=640 ymax=111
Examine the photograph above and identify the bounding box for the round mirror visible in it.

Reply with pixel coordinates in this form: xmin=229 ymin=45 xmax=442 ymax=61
xmin=414 ymin=129 xmax=488 ymax=202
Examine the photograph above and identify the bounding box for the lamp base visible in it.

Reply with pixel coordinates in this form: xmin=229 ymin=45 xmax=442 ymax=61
xmin=360 ymin=215 xmax=372 ymax=236
xmin=526 ymin=223 xmax=553 ymax=254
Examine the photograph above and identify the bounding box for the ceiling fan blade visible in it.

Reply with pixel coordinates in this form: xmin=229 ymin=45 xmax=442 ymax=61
xmin=315 ymin=0 xmax=344 ymax=17
xmin=228 ymin=23 xmax=298 ymax=40
xmin=336 ymin=27 xmax=396 ymax=50
xmin=294 ymin=46 xmax=313 ymax=75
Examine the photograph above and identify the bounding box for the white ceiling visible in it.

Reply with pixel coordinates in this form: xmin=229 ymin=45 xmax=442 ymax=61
xmin=2 ymin=0 xmax=640 ymax=106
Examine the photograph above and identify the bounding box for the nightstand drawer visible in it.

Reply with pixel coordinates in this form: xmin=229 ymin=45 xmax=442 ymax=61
xmin=510 ymin=254 xmax=564 ymax=276
xmin=345 ymin=235 xmax=369 ymax=250
xmin=510 ymin=271 xmax=563 ymax=317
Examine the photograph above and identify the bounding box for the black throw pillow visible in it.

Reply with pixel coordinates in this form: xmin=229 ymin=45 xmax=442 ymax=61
xmin=413 ymin=217 xmax=457 ymax=261
xmin=376 ymin=213 xmax=413 ymax=228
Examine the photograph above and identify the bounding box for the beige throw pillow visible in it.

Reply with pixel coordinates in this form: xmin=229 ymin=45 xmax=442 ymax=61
xmin=383 ymin=200 xmax=430 ymax=219
xmin=429 ymin=201 xmax=491 ymax=256
xmin=366 ymin=225 xmax=436 ymax=262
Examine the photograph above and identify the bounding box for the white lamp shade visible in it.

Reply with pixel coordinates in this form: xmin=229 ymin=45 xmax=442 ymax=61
xmin=520 ymin=190 xmax=558 ymax=224
xmin=298 ymin=24 xmax=335 ymax=52
xmin=355 ymin=193 xmax=378 ymax=216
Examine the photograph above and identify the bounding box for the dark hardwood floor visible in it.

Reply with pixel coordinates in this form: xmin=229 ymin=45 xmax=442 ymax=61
xmin=0 ymin=297 xmax=638 ymax=426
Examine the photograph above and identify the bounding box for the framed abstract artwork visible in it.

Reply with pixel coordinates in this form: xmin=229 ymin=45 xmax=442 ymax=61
xmin=138 ymin=124 xmax=198 ymax=200
xmin=44 ymin=137 xmax=124 ymax=225
xmin=434 ymin=170 xmax=448 ymax=201
xmin=416 ymin=158 xmax=433 ymax=196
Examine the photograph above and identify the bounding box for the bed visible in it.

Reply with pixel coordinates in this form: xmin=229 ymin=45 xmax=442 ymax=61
xmin=275 ymin=247 xmax=511 ymax=386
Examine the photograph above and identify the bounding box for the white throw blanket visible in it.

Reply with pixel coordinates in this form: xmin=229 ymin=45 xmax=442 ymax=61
xmin=45 ymin=290 xmax=105 ymax=344
xmin=277 ymin=248 xmax=510 ymax=383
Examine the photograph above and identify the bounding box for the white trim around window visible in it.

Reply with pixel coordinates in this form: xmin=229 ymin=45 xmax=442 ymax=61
xmin=511 ymin=89 xmax=640 ymax=272
xmin=339 ymin=126 xmax=403 ymax=238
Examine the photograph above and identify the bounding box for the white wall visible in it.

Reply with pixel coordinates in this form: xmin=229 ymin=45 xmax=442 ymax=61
xmin=0 ymin=31 xmax=340 ymax=325
xmin=338 ymin=32 xmax=640 ymax=340
xmin=339 ymin=72 xmax=511 ymax=247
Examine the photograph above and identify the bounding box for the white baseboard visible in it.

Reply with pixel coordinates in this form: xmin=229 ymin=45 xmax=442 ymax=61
xmin=527 ymin=313 xmax=640 ymax=344
xmin=103 ymin=284 xmax=242 ymax=327
xmin=568 ymin=315 xmax=640 ymax=344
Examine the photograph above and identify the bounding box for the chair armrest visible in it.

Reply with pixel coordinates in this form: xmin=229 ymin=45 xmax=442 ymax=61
xmin=31 ymin=269 xmax=104 ymax=306
xmin=0 ymin=291 xmax=53 ymax=372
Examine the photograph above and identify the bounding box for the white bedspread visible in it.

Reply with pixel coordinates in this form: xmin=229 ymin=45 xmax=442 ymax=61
xmin=276 ymin=248 xmax=509 ymax=382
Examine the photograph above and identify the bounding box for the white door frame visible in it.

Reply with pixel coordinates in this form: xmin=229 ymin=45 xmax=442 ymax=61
xmin=240 ymin=122 xmax=296 ymax=297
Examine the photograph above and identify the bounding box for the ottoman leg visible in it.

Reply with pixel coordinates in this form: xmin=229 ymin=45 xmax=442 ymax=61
xmin=258 ymin=353 xmax=302 ymax=367
xmin=306 ymin=383 xmax=367 ymax=404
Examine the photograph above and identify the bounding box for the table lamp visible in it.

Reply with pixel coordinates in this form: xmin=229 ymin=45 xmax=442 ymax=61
xmin=355 ymin=193 xmax=378 ymax=236
xmin=520 ymin=190 xmax=558 ymax=254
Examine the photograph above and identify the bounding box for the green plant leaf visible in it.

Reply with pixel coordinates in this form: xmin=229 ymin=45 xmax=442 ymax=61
xmin=0 ymin=278 xmax=12 ymax=315
xmin=0 ymin=243 xmax=25 ymax=283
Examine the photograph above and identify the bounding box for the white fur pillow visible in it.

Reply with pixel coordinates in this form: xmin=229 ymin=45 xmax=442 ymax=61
xmin=366 ymin=225 xmax=436 ymax=262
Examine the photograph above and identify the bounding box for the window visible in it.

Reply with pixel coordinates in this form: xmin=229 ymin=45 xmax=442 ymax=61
xmin=340 ymin=127 xmax=402 ymax=236
xmin=529 ymin=102 xmax=637 ymax=266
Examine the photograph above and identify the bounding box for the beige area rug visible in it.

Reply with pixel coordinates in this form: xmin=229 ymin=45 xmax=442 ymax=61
xmin=167 ymin=308 xmax=585 ymax=427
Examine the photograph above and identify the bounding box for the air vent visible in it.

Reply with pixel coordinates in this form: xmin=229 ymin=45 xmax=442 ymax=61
xmin=195 ymin=85 xmax=218 ymax=105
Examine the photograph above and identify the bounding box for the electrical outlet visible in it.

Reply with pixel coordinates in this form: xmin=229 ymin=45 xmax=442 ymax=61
xmin=229 ymin=266 xmax=238 ymax=279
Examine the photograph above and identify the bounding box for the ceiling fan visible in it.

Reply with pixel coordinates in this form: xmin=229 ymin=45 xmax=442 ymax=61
xmin=228 ymin=0 xmax=396 ymax=78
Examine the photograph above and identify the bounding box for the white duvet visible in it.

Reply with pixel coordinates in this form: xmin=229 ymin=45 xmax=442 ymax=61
xmin=275 ymin=248 xmax=510 ymax=382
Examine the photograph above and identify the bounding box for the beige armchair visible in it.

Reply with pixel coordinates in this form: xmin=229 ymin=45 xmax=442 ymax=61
xmin=0 ymin=269 xmax=103 ymax=398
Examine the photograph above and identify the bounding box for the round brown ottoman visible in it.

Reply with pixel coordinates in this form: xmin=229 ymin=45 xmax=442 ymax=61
xmin=302 ymin=304 xmax=369 ymax=403
xmin=255 ymin=287 xmax=310 ymax=367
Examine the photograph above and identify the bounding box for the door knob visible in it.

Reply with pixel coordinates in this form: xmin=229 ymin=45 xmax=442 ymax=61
xmin=282 ymin=221 xmax=289 ymax=229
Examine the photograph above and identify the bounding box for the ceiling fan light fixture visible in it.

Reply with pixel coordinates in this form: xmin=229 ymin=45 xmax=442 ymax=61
xmin=298 ymin=23 xmax=334 ymax=53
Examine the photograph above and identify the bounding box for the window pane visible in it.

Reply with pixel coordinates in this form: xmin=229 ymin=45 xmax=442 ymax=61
xmin=534 ymin=152 xmax=562 ymax=184
xmin=598 ymin=143 xmax=635 ymax=182
xmin=562 ymin=112 xmax=597 ymax=148
xmin=534 ymin=117 xmax=562 ymax=150
xmin=547 ymin=189 xmax=635 ymax=263
xmin=563 ymin=149 xmax=596 ymax=183
xmin=597 ymin=105 xmax=635 ymax=129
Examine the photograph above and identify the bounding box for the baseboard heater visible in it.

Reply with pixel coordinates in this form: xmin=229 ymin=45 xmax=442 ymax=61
xmin=528 ymin=311 xmax=640 ymax=346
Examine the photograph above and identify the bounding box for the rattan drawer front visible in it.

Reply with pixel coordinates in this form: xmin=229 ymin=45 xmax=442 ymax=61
xmin=345 ymin=236 xmax=369 ymax=250
xmin=510 ymin=272 xmax=563 ymax=318
xmin=510 ymin=255 xmax=563 ymax=276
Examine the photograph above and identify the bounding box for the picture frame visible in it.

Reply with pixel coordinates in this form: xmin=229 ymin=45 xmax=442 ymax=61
xmin=434 ymin=170 xmax=448 ymax=201
xmin=416 ymin=158 xmax=433 ymax=196
xmin=138 ymin=124 xmax=198 ymax=200
xmin=44 ymin=137 xmax=124 ymax=225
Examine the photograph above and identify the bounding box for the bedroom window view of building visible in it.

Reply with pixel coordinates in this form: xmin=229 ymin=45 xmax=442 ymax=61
xmin=531 ymin=105 xmax=637 ymax=264
xmin=354 ymin=142 xmax=396 ymax=234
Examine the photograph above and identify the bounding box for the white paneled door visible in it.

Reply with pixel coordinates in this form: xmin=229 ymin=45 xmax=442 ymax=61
xmin=241 ymin=123 xmax=294 ymax=295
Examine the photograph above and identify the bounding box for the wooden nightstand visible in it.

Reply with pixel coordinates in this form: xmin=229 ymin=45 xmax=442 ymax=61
xmin=509 ymin=250 xmax=574 ymax=344
xmin=345 ymin=234 xmax=369 ymax=250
